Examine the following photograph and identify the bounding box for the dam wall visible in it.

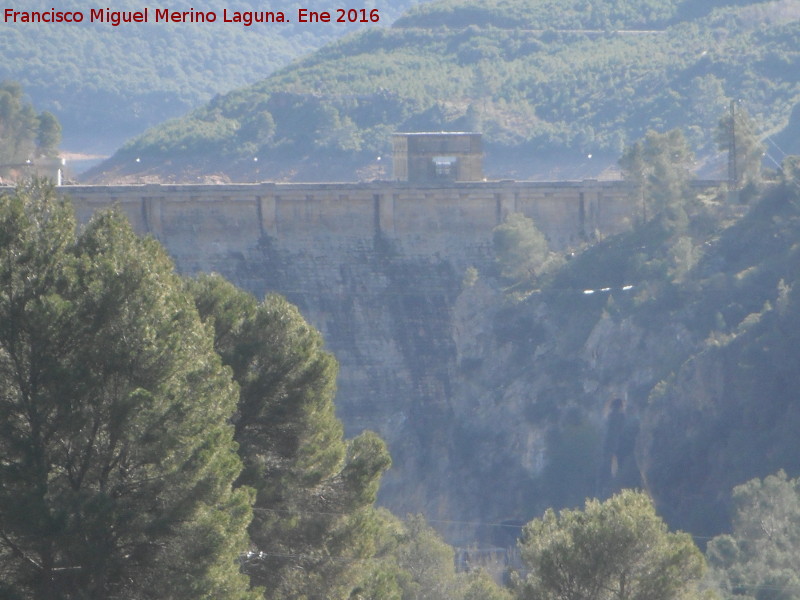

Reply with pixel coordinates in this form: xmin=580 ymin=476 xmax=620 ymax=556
xmin=64 ymin=179 xmax=637 ymax=277
xmin=59 ymin=177 xmax=643 ymax=543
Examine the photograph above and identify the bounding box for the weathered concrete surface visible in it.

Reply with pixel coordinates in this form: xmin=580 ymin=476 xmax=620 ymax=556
xmin=60 ymin=178 xmax=641 ymax=543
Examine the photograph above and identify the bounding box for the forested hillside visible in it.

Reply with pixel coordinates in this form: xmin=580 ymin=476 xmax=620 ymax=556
xmin=8 ymin=0 xmax=800 ymax=595
xmin=7 ymin=162 xmax=800 ymax=599
xmin=0 ymin=0 xmax=420 ymax=157
xmin=420 ymin=152 xmax=800 ymax=543
xmin=0 ymin=81 xmax=61 ymax=179
xmin=87 ymin=0 xmax=800 ymax=182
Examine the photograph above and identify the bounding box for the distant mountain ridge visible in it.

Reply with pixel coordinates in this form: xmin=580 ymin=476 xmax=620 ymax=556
xmin=83 ymin=0 xmax=800 ymax=183
xmin=393 ymin=0 xmax=789 ymax=29
xmin=0 ymin=0 xmax=422 ymax=157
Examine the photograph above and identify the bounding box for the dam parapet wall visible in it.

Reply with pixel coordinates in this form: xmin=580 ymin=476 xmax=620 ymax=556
xmin=63 ymin=179 xmax=639 ymax=277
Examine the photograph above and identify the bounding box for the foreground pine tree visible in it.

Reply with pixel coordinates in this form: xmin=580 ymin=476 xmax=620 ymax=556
xmin=515 ymin=490 xmax=704 ymax=600
xmin=189 ymin=274 xmax=392 ymax=600
xmin=0 ymin=180 xmax=258 ymax=600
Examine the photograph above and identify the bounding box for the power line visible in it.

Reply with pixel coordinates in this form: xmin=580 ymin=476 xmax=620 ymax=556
xmin=764 ymin=134 xmax=788 ymax=160
xmin=252 ymin=506 xmax=800 ymax=546
xmin=253 ymin=506 xmax=525 ymax=531
xmin=764 ymin=151 xmax=782 ymax=169
xmin=729 ymin=100 xmax=738 ymax=193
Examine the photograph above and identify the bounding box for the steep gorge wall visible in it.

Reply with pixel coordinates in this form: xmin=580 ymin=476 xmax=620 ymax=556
xmin=62 ymin=179 xmax=638 ymax=544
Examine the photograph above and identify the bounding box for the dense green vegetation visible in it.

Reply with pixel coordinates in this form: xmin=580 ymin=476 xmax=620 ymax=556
xmin=6 ymin=172 xmax=800 ymax=598
xmin=637 ymin=181 xmax=800 ymax=534
xmin=395 ymin=0 xmax=781 ymax=29
xmin=394 ymin=0 xmax=683 ymax=29
xmin=515 ymin=478 xmax=800 ymax=600
xmin=515 ymin=490 xmax=704 ymax=600
xmin=493 ymin=213 xmax=558 ymax=286
xmin=0 ymin=81 xmax=61 ymax=177
xmin=188 ymin=274 xmax=392 ymax=600
xmin=461 ymin=116 xmax=800 ymax=537
xmin=93 ymin=0 xmax=800 ymax=181
xmin=0 ymin=0 xmax=418 ymax=153
xmin=0 ymin=180 xmax=256 ymax=599
xmin=0 ymin=180 xmax=514 ymax=599
xmin=707 ymin=471 xmax=800 ymax=600
xmin=619 ymin=128 xmax=694 ymax=225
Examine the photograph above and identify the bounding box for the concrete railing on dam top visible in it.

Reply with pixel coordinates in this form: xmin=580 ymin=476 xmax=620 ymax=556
xmin=59 ymin=178 xmax=726 ymax=293
xmin=59 ymin=179 xmax=651 ymax=269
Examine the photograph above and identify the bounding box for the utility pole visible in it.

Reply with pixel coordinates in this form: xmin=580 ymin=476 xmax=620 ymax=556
xmin=728 ymin=100 xmax=739 ymax=202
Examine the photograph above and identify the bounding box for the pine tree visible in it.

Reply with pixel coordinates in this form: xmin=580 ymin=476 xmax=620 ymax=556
xmin=516 ymin=490 xmax=705 ymax=600
xmin=492 ymin=212 xmax=552 ymax=286
xmin=0 ymin=82 xmax=62 ymax=176
xmin=0 ymin=180 xmax=257 ymax=600
xmin=189 ymin=274 xmax=392 ymax=600
xmin=707 ymin=471 xmax=800 ymax=600
xmin=620 ymin=129 xmax=694 ymax=229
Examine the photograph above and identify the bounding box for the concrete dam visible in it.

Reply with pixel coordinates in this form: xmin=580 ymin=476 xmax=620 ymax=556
xmin=60 ymin=175 xmax=641 ymax=544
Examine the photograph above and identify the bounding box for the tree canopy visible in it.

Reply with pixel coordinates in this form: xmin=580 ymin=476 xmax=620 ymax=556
xmin=516 ymin=490 xmax=705 ymax=600
xmin=619 ymin=128 xmax=694 ymax=227
xmin=0 ymin=81 xmax=62 ymax=178
xmin=189 ymin=274 xmax=393 ymax=600
xmin=493 ymin=213 xmax=552 ymax=286
xmin=0 ymin=180 xmax=255 ymax=600
xmin=707 ymin=471 xmax=800 ymax=600
xmin=0 ymin=80 xmax=37 ymax=168
xmin=0 ymin=182 xmax=513 ymax=600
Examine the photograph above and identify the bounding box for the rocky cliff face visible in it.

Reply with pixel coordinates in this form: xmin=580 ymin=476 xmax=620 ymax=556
xmin=237 ymin=231 xmax=478 ymax=538
xmin=64 ymin=182 xmax=800 ymax=547
xmin=232 ymin=228 xmax=706 ymax=546
xmin=257 ymin=184 xmax=800 ymax=548
xmin=638 ymin=293 xmax=800 ymax=538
